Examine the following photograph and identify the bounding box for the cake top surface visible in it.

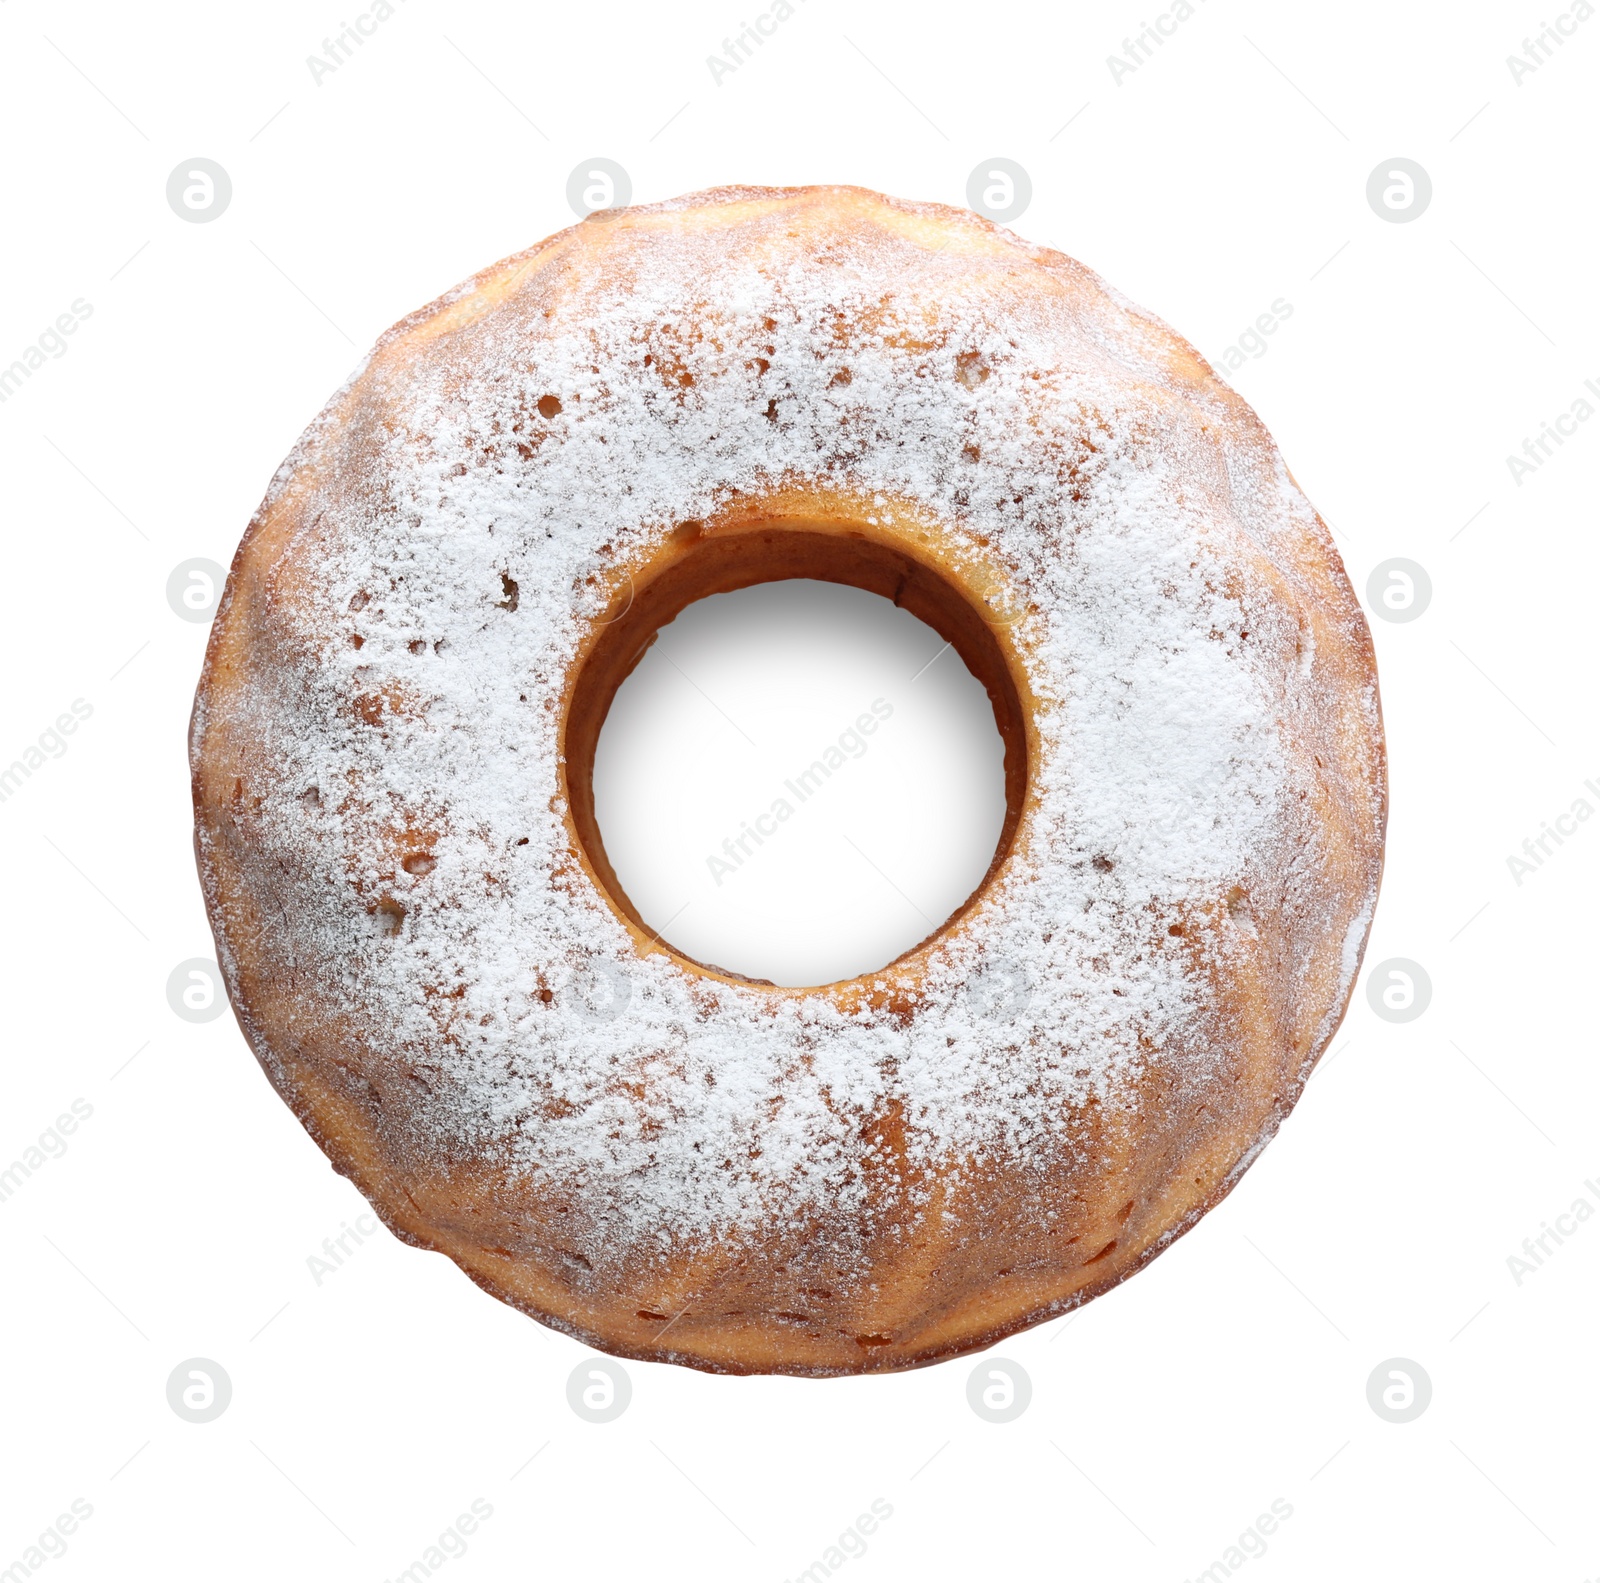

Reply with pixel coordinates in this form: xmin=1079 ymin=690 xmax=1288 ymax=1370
xmin=201 ymin=187 xmax=1377 ymax=1254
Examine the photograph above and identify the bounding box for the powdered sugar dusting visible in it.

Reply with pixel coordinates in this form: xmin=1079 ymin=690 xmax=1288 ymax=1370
xmin=201 ymin=189 xmax=1376 ymax=1263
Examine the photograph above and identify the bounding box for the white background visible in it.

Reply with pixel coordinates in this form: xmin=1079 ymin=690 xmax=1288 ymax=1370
xmin=593 ymin=579 xmax=1009 ymax=987
xmin=2 ymin=0 xmax=1597 ymax=1579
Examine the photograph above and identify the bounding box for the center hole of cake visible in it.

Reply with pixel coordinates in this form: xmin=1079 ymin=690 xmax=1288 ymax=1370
xmin=591 ymin=579 xmax=1008 ymax=987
